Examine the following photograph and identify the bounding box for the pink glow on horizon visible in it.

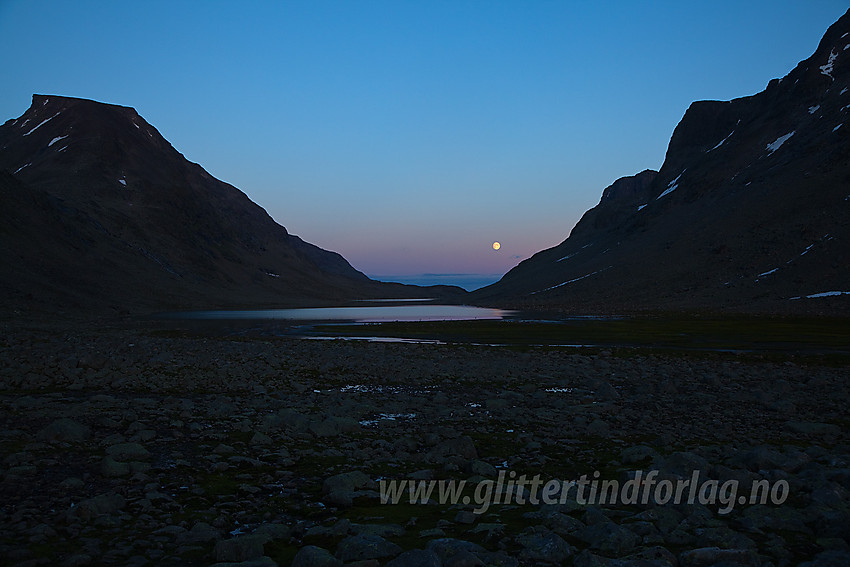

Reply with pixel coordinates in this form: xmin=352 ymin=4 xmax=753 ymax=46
xmin=329 ymin=238 xmax=540 ymax=277
xmin=284 ymin=212 xmax=574 ymax=277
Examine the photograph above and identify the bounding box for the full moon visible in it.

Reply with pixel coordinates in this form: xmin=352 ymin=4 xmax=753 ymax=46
xmin=492 ymin=241 xmax=501 ymax=250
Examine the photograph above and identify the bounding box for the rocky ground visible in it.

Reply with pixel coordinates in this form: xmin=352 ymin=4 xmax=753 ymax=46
xmin=0 ymin=320 xmax=848 ymax=566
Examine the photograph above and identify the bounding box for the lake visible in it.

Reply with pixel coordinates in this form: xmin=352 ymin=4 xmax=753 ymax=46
xmin=163 ymin=303 xmax=513 ymax=323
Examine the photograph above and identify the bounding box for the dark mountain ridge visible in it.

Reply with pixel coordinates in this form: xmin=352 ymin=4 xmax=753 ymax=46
xmin=474 ymin=9 xmax=850 ymax=315
xmin=0 ymin=95 xmax=463 ymax=315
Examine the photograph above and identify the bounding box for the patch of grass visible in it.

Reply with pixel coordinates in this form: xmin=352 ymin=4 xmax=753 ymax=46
xmin=341 ymin=499 xmax=460 ymax=547
xmin=313 ymin=315 xmax=850 ymax=360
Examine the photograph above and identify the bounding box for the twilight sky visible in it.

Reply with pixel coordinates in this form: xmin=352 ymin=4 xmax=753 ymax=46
xmin=0 ymin=1 xmax=846 ymax=282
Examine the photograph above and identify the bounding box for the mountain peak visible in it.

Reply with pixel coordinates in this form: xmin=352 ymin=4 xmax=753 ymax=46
xmin=1 ymin=94 xmax=448 ymax=312
xmin=31 ymin=93 xmax=135 ymax=110
xmin=2 ymin=94 xmax=189 ymax=204
xmin=19 ymin=94 xmax=147 ymax=134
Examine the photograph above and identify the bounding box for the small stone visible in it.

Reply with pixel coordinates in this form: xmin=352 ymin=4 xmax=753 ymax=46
xmin=620 ymin=445 xmax=658 ymax=465
xmin=131 ymin=429 xmax=156 ymax=442
xmin=626 ymin=546 xmax=678 ymax=566
xmin=214 ymin=443 xmax=237 ymax=455
xmin=63 ymin=554 xmax=94 ymax=567
xmin=516 ymin=530 xmax=573 ymax=564
xmin=679 ymin=547 xmax=761 ymax=567
xmin=323 ymin=471 xmax=371 ymax=494
xmin=178 ymin=522 xmax=220 ymax=544
xmin=595 ymin=381 xmax=620 ymax=401
xmin=209 ymin=557 xmax=278 ymax=567
xmin=106 ymin=442 xmax=150 ymax=461
xmin=310 ymin=416 xmax=361 ymax=437
xmin=335 ymin=534 xmax=402 ymax=562
xmin=385 ymin=549 xmax=441 ymax=567
xmin=800 ymin=550 xmax=850 ymax=567
xmin=101 ymin=456 xmax=130 ymax=478
xmin=60 ymin=477 xmax=85 ymax=490
xmin=467 ymin=460 xmax=497 ymax=477
xmin=153 ymin=525 xmax=187 ymax=538
xmin=468 ymin=523 xmax=506 ymax=539
xmin=214 ymin=535 xmax=266 ymax=562
xmin=585 ymin=419 xmax=610 ymax=437
xmin=786 ymin=421 xmax=841 ymax=437
xmin=425 ymin=539 xmax=487 ymax=563
xmin=27 ymin=523 xmax=57 ymax=544
xmin=351 ymin=523 xmax=405 ymax=538
xmin=428 ymin=436 xmax=478 ymax=460
xmin=252 ymin=523 xmax=291 ymax=541
xmin=36 ymin=418 xmax=90 ymax=442
xmin=291 ymin=545 xmax=342 ymax=567
xmin=73 ymin=493 xmax=126 ymax=521
xmin=250 ymin=432 xmax=272 ymax=446
xmin=576 ymin=520 xmax=638 ymax=556
xmin=4 ymin=465 xmax=36 ymax=477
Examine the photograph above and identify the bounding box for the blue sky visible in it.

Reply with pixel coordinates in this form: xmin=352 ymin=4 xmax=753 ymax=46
xmin=1 ymin=1 xmax=846 ymax=278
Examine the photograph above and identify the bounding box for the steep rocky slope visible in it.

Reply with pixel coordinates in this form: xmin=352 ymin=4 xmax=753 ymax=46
xmin=475 ymin=9 xmax=850 ymax=314
xmin=0 ymin=95 xmax=459 ymax=315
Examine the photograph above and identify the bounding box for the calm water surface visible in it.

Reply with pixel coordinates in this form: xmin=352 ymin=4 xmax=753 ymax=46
xmin=165 ymin=304 xmax=513 ymax=323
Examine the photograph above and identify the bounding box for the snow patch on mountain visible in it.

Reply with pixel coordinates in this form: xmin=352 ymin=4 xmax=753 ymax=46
xmin=23 ymin=112 xmax=60 ymax=136
xmin=766 ymin=132 xmax=794 ymax=154
xmin=795 ymin=291 xmax=850 ymax=299
xmin=48 ymin=135 xmax=68 ymax=147
xmin=820 ymin=49 xmax=838 ymax=78
xmin=656 ymin=171 xmax=684 ymax=200
xmin=709 ymin=131 xmax=734 ymax=151
xmin=531 ymin=267 xmax=611 ymax=294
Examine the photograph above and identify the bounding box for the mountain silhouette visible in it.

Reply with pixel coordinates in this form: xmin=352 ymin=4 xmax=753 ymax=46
xmin=0 ymin=95 xmax=462 ymax=315
xmin=474 ymin=9 xmax=850 ymax=315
